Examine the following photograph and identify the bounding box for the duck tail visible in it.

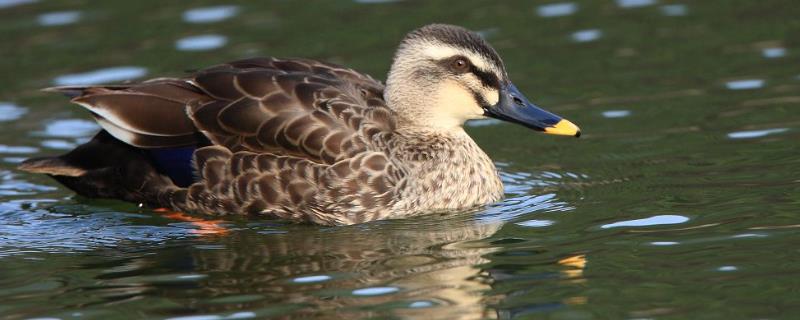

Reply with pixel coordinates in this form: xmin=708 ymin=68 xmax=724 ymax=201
xmin=41 ymin=85 xmax=131 ymax=98
xmin=18 ymin=130 xmax=178 ymax=206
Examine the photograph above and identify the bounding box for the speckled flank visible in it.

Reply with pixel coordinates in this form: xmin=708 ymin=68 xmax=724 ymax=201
xmin=20 ymin=24 xmax=510 ymax=225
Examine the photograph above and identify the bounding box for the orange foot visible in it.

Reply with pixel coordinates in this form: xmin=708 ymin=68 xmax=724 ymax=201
xmin=153 ymin=208 xmax=229 ymax=235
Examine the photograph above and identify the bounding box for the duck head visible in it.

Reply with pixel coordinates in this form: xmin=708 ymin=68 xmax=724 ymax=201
xmin=385 ymin=24 xmax=580 ymax=137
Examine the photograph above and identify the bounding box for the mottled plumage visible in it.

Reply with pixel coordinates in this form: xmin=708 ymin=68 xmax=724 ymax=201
xmin=20 ymin=24 xmax=579 ymax=225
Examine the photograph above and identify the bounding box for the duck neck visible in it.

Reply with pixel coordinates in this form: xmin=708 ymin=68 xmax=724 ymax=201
xmin=390 ymin=125 xmax=504 ymax=212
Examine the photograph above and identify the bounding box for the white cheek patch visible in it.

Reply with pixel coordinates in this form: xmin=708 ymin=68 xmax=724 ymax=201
xmin=431 ymin=81 xmax=486 ymax=128
xmin=463 ymin=73 xmax=500 ymax=106
xmin=480 ymin=86 xmax=500 ymax=106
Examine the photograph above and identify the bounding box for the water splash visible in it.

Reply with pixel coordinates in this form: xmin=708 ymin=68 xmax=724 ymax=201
xmin=53 ymin=66 xmax=147 ymax=85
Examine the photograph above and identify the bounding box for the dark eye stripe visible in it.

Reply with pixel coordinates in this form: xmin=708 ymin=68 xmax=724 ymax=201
xmin=471 ymin=89 xmax=492 ymax=109
xmin=436 ymin=55 xmax=501 ymax=89
xmin=470 ymin=65 xmax=500 ymax=89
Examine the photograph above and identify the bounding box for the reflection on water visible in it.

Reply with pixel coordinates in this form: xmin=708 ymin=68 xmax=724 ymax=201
xmin=601 ymin=214 xmax=690 ymax=229
xmin=0 ymin=145 xmax=38 ymax=154
xmin=616 ymin=0 xmax=657 ymax=8
xmin=762 ymin=47 xmax=787 ymax=58
xmin=571 ymin=29 xmax=602 ymax=43
xmin=41 ymin=119 xmax=99 ymax=138
xmin=727 ymin=127 xmax=788 ymax=139
xmin=182 ymin=5 xmax=239 ymax=23
xmin=650 ymin=241 xmax=679 ymax=246
xmin=2 ymin=0 xmax=800 ymax=318
xmin=53 ymin=66 xmax=148 ymax=86
xmin=601 ymin=110 xmax=631 ymax=118
xmin=175 ymin=34 xmax=228 ymax=51
xmin=0 ymin=102 xmax=27 ymax=122
xmin=515 ymin=219 xmax=555 ymax=227
xmin=717 ymin=265 xmax=737 ymax=272
xmin=660 ymin=4 xmax=688 ymax=16
xmin=725 ymin=79 xmax=765 ymax=90
xmin=353 ymin=0 xmax=403 ymax=4
xmin=39 ymin=139 xmax=76 ymax=150
xmin=36 ymin=10 xmax=81 ymax=26
xmin=0 ymin=0 xmax=36 ymax=9
xmin=536 ymin=2 xmax=577 ymax=18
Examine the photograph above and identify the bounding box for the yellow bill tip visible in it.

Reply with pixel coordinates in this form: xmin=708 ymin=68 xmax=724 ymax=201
xmin=544 ymin=119 xmax=581 ymax=137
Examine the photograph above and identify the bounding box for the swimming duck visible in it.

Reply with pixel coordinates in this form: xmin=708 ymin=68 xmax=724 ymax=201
xmin=19 ymin=24 xmax=580 ymax=225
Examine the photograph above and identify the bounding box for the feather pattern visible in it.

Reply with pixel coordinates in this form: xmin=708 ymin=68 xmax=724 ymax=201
xmin=20 ymin=25 xmax=527 ymax=225
xmin=38 ymin=57 xmax=421 ymax=225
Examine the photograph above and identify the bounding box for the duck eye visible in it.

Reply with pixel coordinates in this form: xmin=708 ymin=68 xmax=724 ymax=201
xmin=451 ymin=58 xmax=469 ymax=72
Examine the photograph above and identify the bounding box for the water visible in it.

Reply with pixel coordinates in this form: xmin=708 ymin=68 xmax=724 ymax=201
xmin=1 ymin=1 xmax=799 ymax=319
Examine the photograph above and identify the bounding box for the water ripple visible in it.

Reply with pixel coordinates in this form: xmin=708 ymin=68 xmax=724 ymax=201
xmin=182 ymin=5 xmax=240 ymax=24
xmin=175 ymin=34 xmax=228 ymax=51
xmin=537 ymin=2 xmax=578 ymax=18
xmin=762 ymin=47 xmax=787 ymax=59
xmin=602 ymin=110 xmax=631 ymax=118
xmin=725 ymin=79 xmax=765 ymax=90
xmin=601 ymin=215 xmax=689 ymax=229
xmin=571 ymin=29 xmax=602 ymax=43
xmin=0 ymin=145 xmax=38 ymax=154
xmin=41 ymin=119 xmax=99 ymax=138
xmin=292 ymin=275 xmax=332 ymax=283
xmin=352 ymin=286 xmax=399 ymax=296
xmin=0 ymin=102 xmax=27 ymax=122
xmin=0 ymin=0 xmax=37 ymax=9
xmin=37 ymin=10 xmax=81 ymax=26
xmin=727 ymin=128 xmax=788 ymax=139
xmin=53 ymin=66 xmax=147 ymax=86
xmin=617 ymin=0 xmax=658 ymax=8
xmin=660 ymin=4 xmax=688 ymax=16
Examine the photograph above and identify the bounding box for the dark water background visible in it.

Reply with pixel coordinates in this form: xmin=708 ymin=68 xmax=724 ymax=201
xmin=1 ymin=0 xmax=799 ymax=319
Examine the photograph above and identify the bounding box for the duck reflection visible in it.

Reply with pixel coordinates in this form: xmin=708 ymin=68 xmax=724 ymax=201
xmin=87 ymin=172 xmax=583 ymax=318
xmin=184 ymin=215 xmax=503 ymax=319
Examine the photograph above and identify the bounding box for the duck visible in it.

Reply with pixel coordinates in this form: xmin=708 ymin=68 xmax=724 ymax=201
xmin=19 ymin=24 xmax=580 ymax=225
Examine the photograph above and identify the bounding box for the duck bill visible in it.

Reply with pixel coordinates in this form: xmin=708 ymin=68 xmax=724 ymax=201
xmin=484 ymin=83 xmax=581 ymax=137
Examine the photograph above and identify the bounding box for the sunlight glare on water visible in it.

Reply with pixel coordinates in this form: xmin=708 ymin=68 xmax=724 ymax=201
xmin=536 ymin=2 xmax=578 ymax=18
xmin=53 ymin=66 xmax=148 ymax=86
xmin=1 ymin=1 xmax=799 ymax=319
xmin=182 ymin=5 xmax=240 ymax=23
xmin=175 ymin=34 xmax=228 ymax=51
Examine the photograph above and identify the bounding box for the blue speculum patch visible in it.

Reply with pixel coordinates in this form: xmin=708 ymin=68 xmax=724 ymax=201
xmin=147 ymin=146 xmax=196 ymax=187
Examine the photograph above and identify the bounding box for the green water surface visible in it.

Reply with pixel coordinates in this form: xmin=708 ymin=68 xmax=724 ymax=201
xmin=1 ymin=0 xmax=799 ymax=319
